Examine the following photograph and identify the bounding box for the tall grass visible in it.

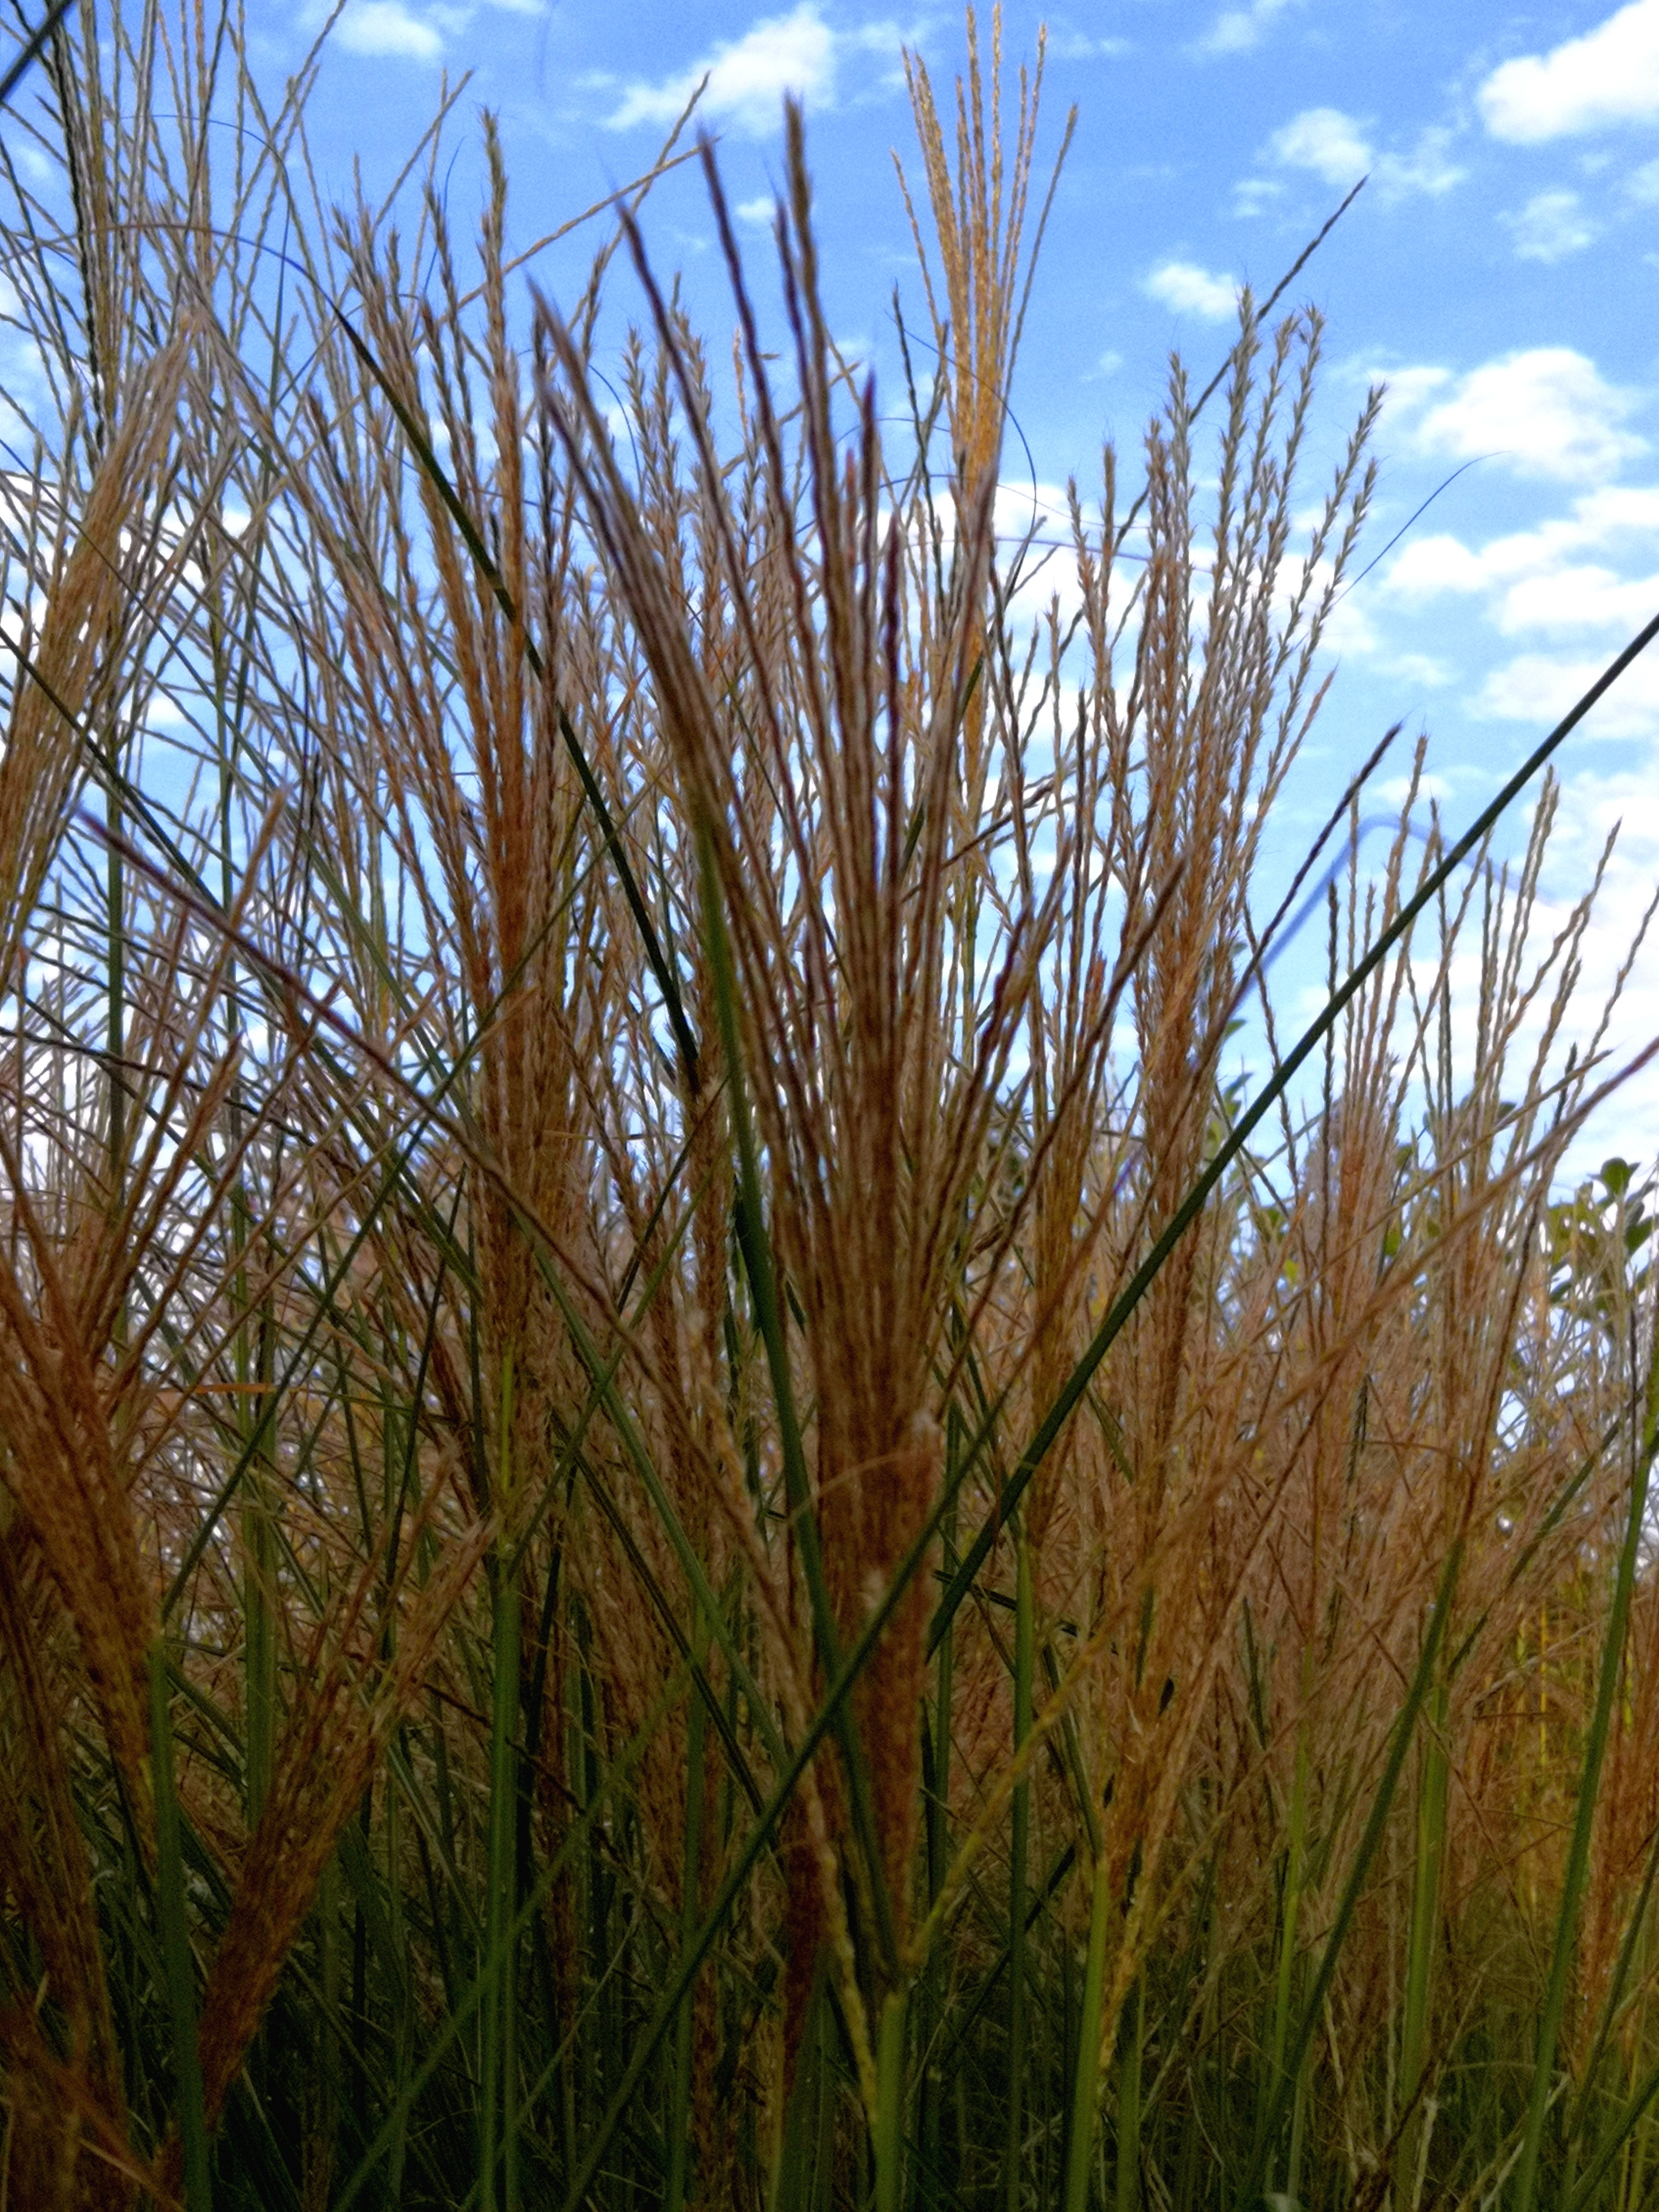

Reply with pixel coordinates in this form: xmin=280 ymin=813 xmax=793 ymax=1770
xmin=3 ymin=6 xmax=1659 ymax=2208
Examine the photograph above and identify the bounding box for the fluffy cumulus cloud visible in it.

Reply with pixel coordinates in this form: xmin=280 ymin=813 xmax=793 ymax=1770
xmin=1256 ymin=108 xmax=1463 ymax=205
xmin=1381 ymin=486 xmax=1659 ymax=733
xmin=1387 ymin=349 xmax=1645 ymax=485
xmin=1142 ymin=259 xmax=1237 ymax=318
xmin=1366 ymin=373 xmax=1659 ymax=1041
xmin=1365 ymin=398 xmax=1659 ymax=1149
xmin=335 ymin=0 xmax=447 ymax=58
xmin=1497 ymin=564 xmax=1659 ymax=635
xmin=1375 ymin=128 xmax=1465 ymax=198
xmin=1481 ymin=648 xmax=1659 ymax=733
xmin=311 ymin=0 xmax=539 ymax=62
xmin=1389 ymin=485 xmax=1659 ymax=593
xmin=1195 ymin=0 xmax=1296 ymax=57
xmin=1294 ymin=561 xmax=1450 ymax=686
xmin=1503 ymin=188 xmax=1600 ymax=261
xmin=605 ymin=4 xmax=886 ymax=135
xmin=1047 ymin=29 xmax=1131 ymax=60
xmin=1479 ymin=0 xmax=1659 ymax=142
xmin=1378 ymin=597 xmax=1659 ymax=1171
xmin=1269 ymin=105 xmax=1369 ymax=185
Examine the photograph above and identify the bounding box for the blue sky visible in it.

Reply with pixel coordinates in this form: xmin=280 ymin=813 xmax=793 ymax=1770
xmin=268 ymin=0 xmax=1659 ymax=1159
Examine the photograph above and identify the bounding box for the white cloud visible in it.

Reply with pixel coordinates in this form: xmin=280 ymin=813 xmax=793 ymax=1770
xmin=1379 ymin=485 xmax=1659 ymax=729
xmin=1386 ymin=487 xmax=1659 ymax=604
xmin=1196 ymin=0 xmax=1295 ymax=56
xmin=735 ymin=196 xmax=777 ymax=227
xmin=1567 ymin=485 xmax=1659 ymax=535
xmin=922 ymin=478 xmax=1092 ymax=633
xmin=1384 ymin=532 xmax=1491 ymax=600
xmin=1479 ymin=0 xmax=1659 ymax=143
xmin=1503 ymin=188 xmax=1600 ymax=261
xmin=1388 ymin=349 xmax=1645 ymax=484
xmin=1269 ymin=106 xmax=1371 ymax=186
xmin=606 ymin=4 xmax=851 ymax=135
xmin=1262 ymin=109 xmax=1464 ymax=204
xmin=1426 ymin=744 xmax=1659 ymax=1180
xmin=1535 ymin=765 xmax=1659 ymax=1142
xmin=1628 ymin=157 xmax=1659 ymax=201
xmin=1047 ymin=30 xmax=1131 ymax=60
xmin=1360 ymin=493 xmax=1659 ymax=1111
xmin=1318 ymin=592 xmax=1449 ymax=685
xmin=1374 ymin=127 xmax=1466 ymax=200
xmin=1478 ymin=648 xmax=1659 ymax=735
xmin=1495 ymin=564 xmax=1659 ymax=635
xmin=1376 ymin=363 xmax=1452 ymax=414
xmin=995 ymin=480 xmax=1079 ymax=544
xmin=1377 ymin=772 xmax=1455 ymax=806
xmin=1143 ymin=259 xmax=1238 ymax=319
xmin=336 ymin=1 xmax=445 ymax=58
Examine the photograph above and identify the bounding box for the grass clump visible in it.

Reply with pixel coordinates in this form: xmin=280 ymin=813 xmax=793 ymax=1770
xmin=3 ymin=6 xmax=1659 ymax=2209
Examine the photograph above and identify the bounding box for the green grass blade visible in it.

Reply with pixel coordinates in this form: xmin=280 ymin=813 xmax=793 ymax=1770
xmin=520 ymin=1233 xmax=785 ymax=1779
xmin=1115 ymin=1977 xmax=1144 ymax=2212
xmin=665 ymin=1601 xmax=709 ymax=2212
xmin=550 ymin=1366 xmax=1030 ymax=2212
xmin=1005 ymin=1523 xmax=1033 ymax=2212
xmin=875 ymin=1989 xmax=909 ymax=2212
xmin=1567 ymin=2063 xmax=1659 ymax=2212
xmin=694 ymin=813 xmax=897 ymax=1975
xmin=481 ymin=1509 xmax=521 ymax=2212
xmin=1065 ymin=1849 xmax=1115 ymax=2212
xmin=1235 ymin=1539 xmax=1463 ymax=2212
xmin=1398 ymin=1680 xmax=1448 ymax=2212
xmin=1566 ymin=1782 xmax=1659 ymax=2154
xmin=1512 ymin=1351 xmax=1659 ymax=2212
xmin=331 ymin=1645 xmax=697 ymax=2212
xmin=150 ymin=1644 xmax=213 ymax=2212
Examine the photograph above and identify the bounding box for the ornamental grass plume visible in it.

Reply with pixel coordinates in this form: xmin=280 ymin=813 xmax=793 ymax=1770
xmin=535 ymin=93 xmax=1073 ymax=2067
